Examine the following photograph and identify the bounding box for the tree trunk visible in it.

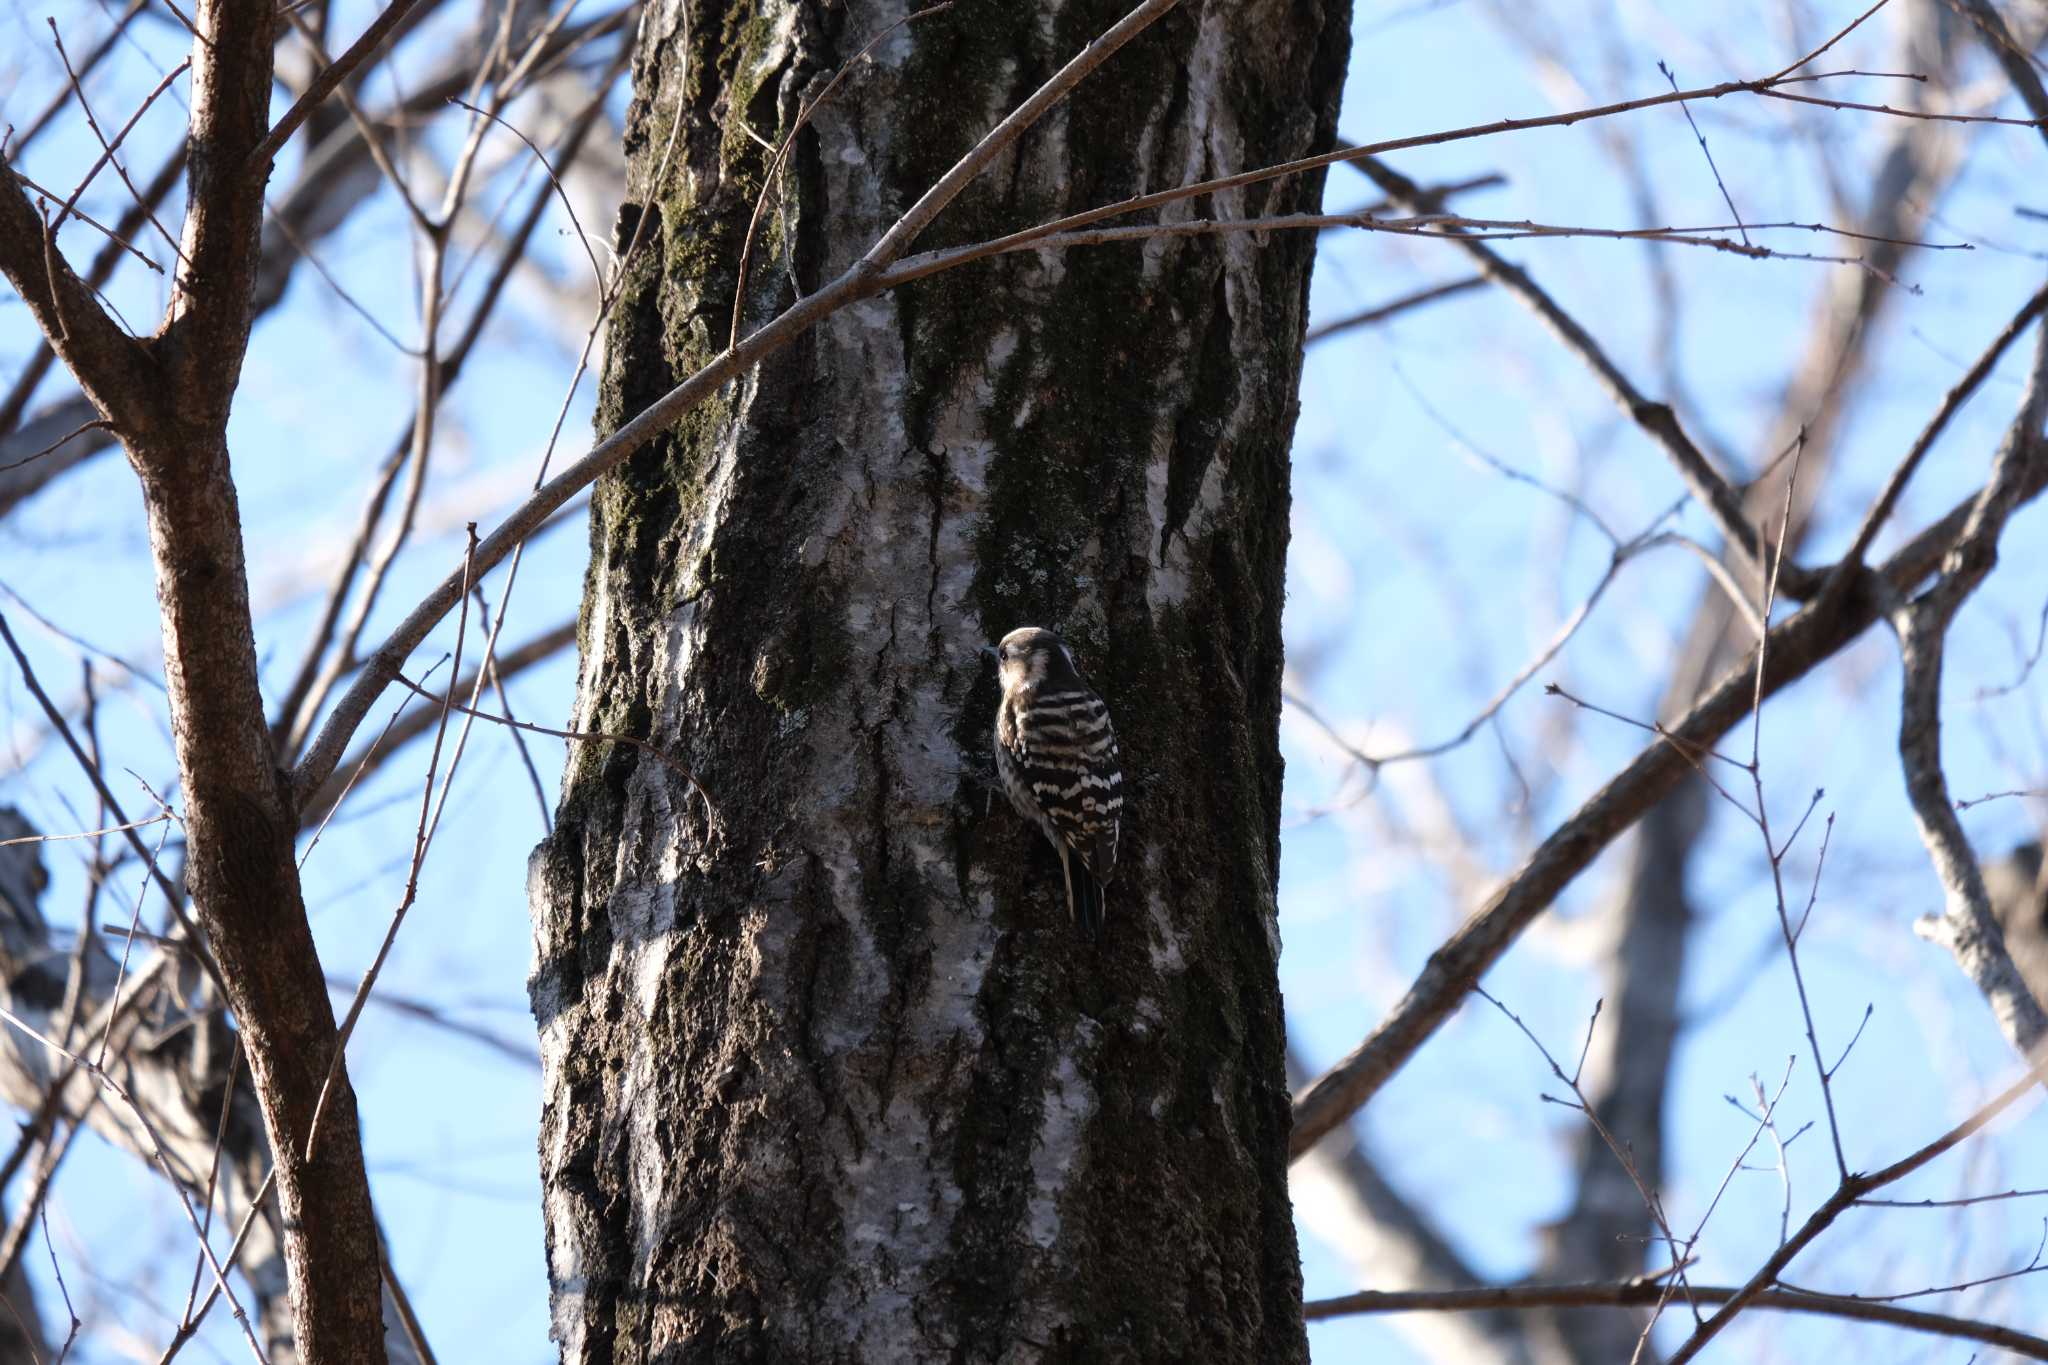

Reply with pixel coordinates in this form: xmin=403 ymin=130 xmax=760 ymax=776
xmin=527 ymin=2 xmax=1347 ymax=1359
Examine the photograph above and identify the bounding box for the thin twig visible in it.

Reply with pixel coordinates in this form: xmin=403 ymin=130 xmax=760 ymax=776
xmin=95 ymin=810 xmax=173 ymax=1068
xmin=865 ymin=66 xmax=2017 ymax=304
xmin=1760 ymin=84 xmax=2048 ymax=125
xmin=380 ymin=1241 xmax=438 ymax=1365
xmin=0 ymin=1004 xmax=267 ymax=1364
xmin=468 ymin=588 xmax=551 ymax=834
xmin=1863 ymin=1186 xmax=2048 ymax=1209
xmin=1776 ymin=1232 xmax=2048 ymax=1303
xmin=1543 ymin=684 xmax=1750 ymax=773
xmin=297 ymin=623 xmax=573 ymax=831
xmin=1745 ymin=441 xmax=1855 ymax=1180
xmin=299 ymin=657 xmax=445 ymax=869
xmin=41 ymin=23 xmax=189 ymax=257
xmin=1660 ymin=59 xmax=1749 ymax=246
xmin=1304 ymin=1277 xmax=2048 ymax=1359
xmin=6 ymin=0 xmax=149 ymax=160
xmin=1666 ymin=1065 xmax=2048 ymax=1361
xmin=156 ymin=1167 xmax=277 ymax=1365
xmin=879 ymin=211 xmax=1966 ymax=284
xmin=447 ymin=96 xmax=602 ymax=293
xmin=305 ymin=530 xmax=478 ymax=1163
xmin=177 ymin=1040 xmax=241 ymax=1329
xmin=0 ymin=419 xmax=115 ymax=472
xmin=1956 ymin=787 xmax=2048 ymax=810
xmin=0 ymin=613 xmax=220 ymax=992
xmin=326 ymin=977 xmax=537 ymax=1068
xmin=0 ymin=174 xmax=158 ymax=274
xmin=389 ymin=670 xmax=718 ymax=827
xmin=1769 ymin=0 xmax=1892 ymax=82
xmin=1699 ymin=1062 xmax=1799 ymax=1256
xmin=38 ymin=1196 xmax=78 ymax=1359
xmin=261 ymin=194 xmax=418 ymax=354
xmin=1479 ymin=989 xmax=1697 ymax=1316
xmin=0 ymin=813 xmax=169 ymax=848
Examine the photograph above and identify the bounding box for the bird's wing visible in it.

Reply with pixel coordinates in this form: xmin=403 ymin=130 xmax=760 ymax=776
xmin=1016 ymin=690 xmax=1122 ymax=878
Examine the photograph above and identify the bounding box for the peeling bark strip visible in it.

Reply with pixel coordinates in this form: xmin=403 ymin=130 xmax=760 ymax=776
xmin=528 ymin=1 xmax=1347 ymax=1359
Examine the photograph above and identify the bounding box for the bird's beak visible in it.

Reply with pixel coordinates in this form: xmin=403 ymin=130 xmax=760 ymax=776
xmin=980 ymin=644 xmax=999 ymax=662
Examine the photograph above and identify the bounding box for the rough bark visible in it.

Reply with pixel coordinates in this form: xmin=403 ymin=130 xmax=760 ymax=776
xmin=526 ymin=1 xmax=1347 ymax=1359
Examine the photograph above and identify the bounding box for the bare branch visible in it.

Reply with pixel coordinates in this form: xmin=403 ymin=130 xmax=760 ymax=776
xmin=0 ymin=166 xmax=155 ymax=426
xmin=1889 ymin=316 xmax=2048 ymax=1062
xmin=1666 ymin=1063 xmax=2048 ymax=1361
xmin=1304 ymin=275 xmax=1487 ymax=344
xmin=1289 ymin=452 xmax=2048 ymax=1159
xmin=295 ymin=621 xmax=574 ymax=830
xmin=0 ymin=1003 xmax=268 ymax=1364
xmin=43 ymin=21 xmax=189 ymax=259
xmin=1839 ymin=282 xmax=2048 ymax=570
xmin=250 ymin=0 xmax=433 ymax=168
xmin=1946 ymin=0 xmax=2048 ymax=146
xmin=1305 ymin=1278 xmax=2048 ymax=1359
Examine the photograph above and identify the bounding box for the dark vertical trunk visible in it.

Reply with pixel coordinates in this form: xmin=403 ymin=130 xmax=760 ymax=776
xmin=528 ymin=2 xmax=1347 ymax=1359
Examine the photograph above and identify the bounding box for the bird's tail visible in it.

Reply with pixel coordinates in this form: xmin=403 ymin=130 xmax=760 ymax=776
xmin=1061 ymin=846 xmax=1105 ymax=942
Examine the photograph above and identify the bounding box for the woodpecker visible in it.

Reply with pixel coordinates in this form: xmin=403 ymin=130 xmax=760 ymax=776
xmin=992 ymin=626 xmax=1123 ymax=939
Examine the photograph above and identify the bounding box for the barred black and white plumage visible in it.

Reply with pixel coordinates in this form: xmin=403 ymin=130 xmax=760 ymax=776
xmin=992 ymin=626 xmax=1123 ymax=940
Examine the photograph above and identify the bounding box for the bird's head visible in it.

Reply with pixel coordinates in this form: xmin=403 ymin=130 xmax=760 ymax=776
xmin=993 ymin=626 xmax=1078 ymax=693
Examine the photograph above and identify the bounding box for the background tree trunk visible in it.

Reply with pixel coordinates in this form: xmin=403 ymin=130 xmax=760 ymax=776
xmin=526 ymin=0 xmax=1348 ymax=1358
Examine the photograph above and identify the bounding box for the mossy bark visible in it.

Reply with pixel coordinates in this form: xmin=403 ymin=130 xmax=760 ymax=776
xmin=528 ymin=2 xmax=1348 ymax=1359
